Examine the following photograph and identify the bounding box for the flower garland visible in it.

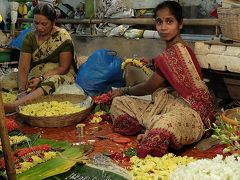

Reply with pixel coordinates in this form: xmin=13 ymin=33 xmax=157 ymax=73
xmin=0 ymin=144 xmax=56 ymax=174
xmin=170 ymin=155 xmax=240 ymax=180
xmin=0 ymin=135 xmax=30 ymax=152
xmin=6 ymin=118 xmax=20 ymax=132
xmin=129 ymin=153 xmax=195 ymax=180
xmin=121 ymin=58 xmax=151 ymax=76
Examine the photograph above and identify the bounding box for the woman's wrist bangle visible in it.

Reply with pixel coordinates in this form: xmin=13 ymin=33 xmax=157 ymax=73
xmin=121 ymin=87 xmax=131 ymax=95
xmin=39 ymin=76 xmax=44 ymax=82
xmin=17 ymin=91 xmax=26 ymax=96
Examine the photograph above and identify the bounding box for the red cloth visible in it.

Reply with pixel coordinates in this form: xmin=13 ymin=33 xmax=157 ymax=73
xmin=113 ymin=114 xmax=145 ymax=136
xmin=137 ymin=128 xmax=170 ymax=158
xmin=154 ymin=43 xmax=215 ymax=127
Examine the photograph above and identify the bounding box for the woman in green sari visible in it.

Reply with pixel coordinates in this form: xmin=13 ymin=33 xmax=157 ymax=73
xmin=4 ymin=3 xmax=77 ymax=113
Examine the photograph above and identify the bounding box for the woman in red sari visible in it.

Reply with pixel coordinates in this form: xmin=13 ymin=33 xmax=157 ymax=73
xmin=110 ymin=1 xmax=216 ymax=158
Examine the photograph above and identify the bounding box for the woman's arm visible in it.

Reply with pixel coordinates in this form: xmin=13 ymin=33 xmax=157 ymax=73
xmin=17 ymin=52 xmax=32 ymax=92
xmin=112 ymin=72 xmax=165 ymax=98
xmin=127 ymin=72 xmax=165 ymax=96
xmin=43 ymin=51 xmax=73 ymax=77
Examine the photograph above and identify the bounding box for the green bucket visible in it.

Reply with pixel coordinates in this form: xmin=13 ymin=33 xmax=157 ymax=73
xmin=0 ymin=48 xmax=19 ymax=63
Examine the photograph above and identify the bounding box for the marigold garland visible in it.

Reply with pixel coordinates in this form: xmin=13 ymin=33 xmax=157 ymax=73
xmin=121 ymin=58 xmax=151 ymax=76
xmin=0 ymin=144 xmax=56 ymax=174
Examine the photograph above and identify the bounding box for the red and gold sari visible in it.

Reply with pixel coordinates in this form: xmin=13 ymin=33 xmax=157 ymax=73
xmin=110 ymin=43 xmax=215 ymax=158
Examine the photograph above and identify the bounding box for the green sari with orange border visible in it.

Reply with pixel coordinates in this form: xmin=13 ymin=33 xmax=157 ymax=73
xmin=2 ymin=28 xmax=77 ymax=94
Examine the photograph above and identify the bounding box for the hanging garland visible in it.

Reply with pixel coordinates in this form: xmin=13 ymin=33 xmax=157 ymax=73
xmin=121 ymin=58 xmax=151 ymax=76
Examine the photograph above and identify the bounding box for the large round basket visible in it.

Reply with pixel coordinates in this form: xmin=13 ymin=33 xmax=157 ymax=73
xmin=221 ymin=107 xmax=240 ymax=126
xmin=218 ymin=7 xmax=240 ymax=41
xmin=17 ymin=94 xmax=93 ymax=127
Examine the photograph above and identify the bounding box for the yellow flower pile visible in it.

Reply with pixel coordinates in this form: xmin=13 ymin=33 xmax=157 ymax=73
xmin=20 ymin=101 xmax=86 ymax=117
xmin=0 ymin=135 xmax=29 ymax=152
xmin=2 ymin=92 xmax=17 ymax=103
xmin=129 ymin=153 xmax=196 ymax=180
xmin=121 ymin=58 xmax=151 ymax=75
xmin=90 ymin=111 xmax=106 ymax=123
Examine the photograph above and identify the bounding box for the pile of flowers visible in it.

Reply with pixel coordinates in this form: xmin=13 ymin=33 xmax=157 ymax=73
xmin=87 ymin=111 xmax=111 ymax=124
xmin=20 ymin=100 xmax=86 ymax=117
xmin=109 ymin=148 xmax=136 ymax=163
xmin=129 ymin=153 xmax=195 ymax=180
xmin=92 ymin=92 xmax=112 ymax=105
xmin=2 ymin=92 xmax=16 ymax=103
xmin=6 ymin=118 xmax=20 ymax=132
xmin=0 ymin=144 xmax=56 ymax=174
xmin=121 ymin=58 xmax=151 ymax=76
xmin=211 ymin=115 xmax=240 ymax=154
xmin=91 ymin=92 xmax=112 ymax=121
xmin=170 ymin=155 xmax=240 ymax=180
xmin=0 ymin=135 xmax=30 ymax=152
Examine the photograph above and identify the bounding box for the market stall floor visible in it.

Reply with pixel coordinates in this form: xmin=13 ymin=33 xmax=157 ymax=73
xmin=15 ymin=116 xmax=224 ymax=161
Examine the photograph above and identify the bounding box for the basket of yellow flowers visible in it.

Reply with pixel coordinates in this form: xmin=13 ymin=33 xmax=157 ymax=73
xmin=17 ymin=94 xmax=93 ymax=127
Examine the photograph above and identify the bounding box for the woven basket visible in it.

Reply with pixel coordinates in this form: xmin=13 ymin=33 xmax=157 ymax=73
xmin=218 ymin=7 xmax=240 ymax=41
xmin=17 ymin=94 xmax=93 ymax=127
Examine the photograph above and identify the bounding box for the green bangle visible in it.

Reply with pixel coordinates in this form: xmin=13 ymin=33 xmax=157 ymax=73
xmin=122 ymin=87 xmax=131 ymax=95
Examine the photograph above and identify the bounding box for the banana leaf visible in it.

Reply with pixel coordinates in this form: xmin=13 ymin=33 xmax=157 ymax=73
xmin=15 ymin=137 xmax=90 ymax=180
xmin=46 ymin=164 xmax=128 ymax=180
xmin=17 ymin=146 xmax=87 ymax=180
xmin=1 ymin=135 xmax=128 ymax=180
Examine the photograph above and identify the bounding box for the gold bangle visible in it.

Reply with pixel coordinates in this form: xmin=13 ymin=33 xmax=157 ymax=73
xmin=39 ymin=76 xmax=44 ymax=82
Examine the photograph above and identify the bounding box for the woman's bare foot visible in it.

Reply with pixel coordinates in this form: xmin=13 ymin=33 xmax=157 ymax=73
xmin=137 ymin=134 xmax=145 ymax=143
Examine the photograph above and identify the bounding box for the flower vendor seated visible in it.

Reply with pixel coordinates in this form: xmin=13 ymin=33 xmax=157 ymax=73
xmin=4 ymin=2 xmax=77 ymax=113
xmin=110 ymin=1 xmax=217 ymax=158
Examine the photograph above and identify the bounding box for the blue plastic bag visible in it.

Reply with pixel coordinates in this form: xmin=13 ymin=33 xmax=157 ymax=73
xmin=9 ymin=28 xmax=32 ymax=50
xmin=76 ymin=49 xmax=125 ymax=96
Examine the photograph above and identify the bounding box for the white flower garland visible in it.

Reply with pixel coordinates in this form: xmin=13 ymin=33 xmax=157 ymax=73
xmin=170 ymin=155 xmax=240 ymax=180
